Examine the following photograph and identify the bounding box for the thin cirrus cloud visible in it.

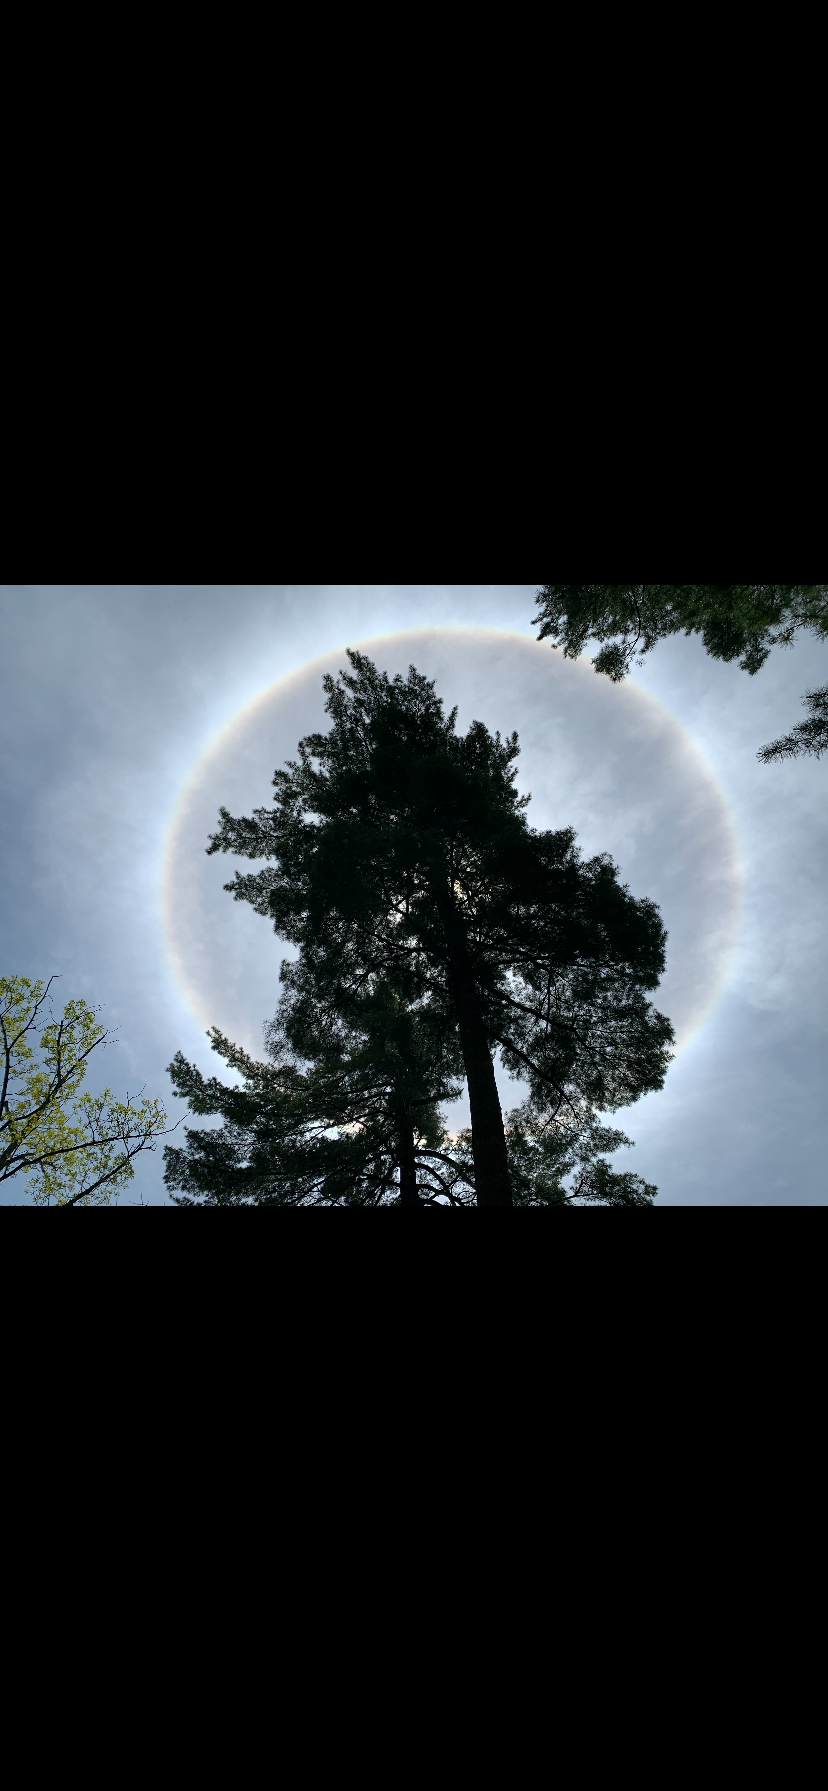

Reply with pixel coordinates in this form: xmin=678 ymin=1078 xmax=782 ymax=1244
xmin=5 ymin=585 xmax=821 ymax=1206
xmin=162 ymin=628 xmax=742 ymax=1061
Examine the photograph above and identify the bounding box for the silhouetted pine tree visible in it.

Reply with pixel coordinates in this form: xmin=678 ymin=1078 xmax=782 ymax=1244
xmin=165 ymin=999 xmax=658 ymax=1207
xmin=164 ymin=973 xmax=465 ymax=1206
xmin=205 ymin=653 xmax=673 ymax=1205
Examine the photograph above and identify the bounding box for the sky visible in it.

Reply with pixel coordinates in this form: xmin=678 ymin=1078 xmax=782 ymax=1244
xmin=2 ymin=583 xmax=826 ymax=1207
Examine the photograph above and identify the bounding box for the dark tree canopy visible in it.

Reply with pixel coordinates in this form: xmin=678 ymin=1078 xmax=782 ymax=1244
xmin=203 ymin=653 xmax=673 ymax=1205
xmin=165 ymin=1004 xmax=658 ymax=1208
xmin=533 ymin=584 xmax=828 ymax=760
xmin=165 ymin=975 xmax=465 ymax=1207
xmin=496 ymin=1107 xmax=657 ymax=1207
xmin=533 ymin=584 xmax=828 ymax=679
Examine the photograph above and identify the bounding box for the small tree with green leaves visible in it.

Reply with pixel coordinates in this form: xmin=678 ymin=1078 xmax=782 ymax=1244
xmin=1 ymin=976 xmax=168 ymax=1206
xmin=532 ymin=584 xmax=828 ymax=760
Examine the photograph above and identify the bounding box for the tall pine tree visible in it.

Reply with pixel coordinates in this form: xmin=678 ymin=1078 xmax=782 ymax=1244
xmin=205 ymin=653 xmax=673 ymax=1205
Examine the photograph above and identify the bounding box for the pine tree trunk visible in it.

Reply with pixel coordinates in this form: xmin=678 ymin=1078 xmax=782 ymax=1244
xmin=397 ymin=1106 xmax=421 ymax=1206
xmin=448 ymin=945 xmax=513 ymax=1207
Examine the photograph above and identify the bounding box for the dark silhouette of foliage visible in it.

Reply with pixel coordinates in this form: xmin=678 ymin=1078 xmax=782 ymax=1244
xmin=203 ymin=653 xmax=673 ymax=1205
xmin=454 ymin=1104 xmax=657 ymax=1205
xmin=165 ymin=999 xmax=658 ymax=1208
xmin=533 ymin=583 xmax=828 ymax=679
xmin=165 ymin=975 xmax=466 ymax=1206
xmin=757 ymin=685 xmax=828 ymax=763
xmin=533 ymin=584 xmax=828 ymax=760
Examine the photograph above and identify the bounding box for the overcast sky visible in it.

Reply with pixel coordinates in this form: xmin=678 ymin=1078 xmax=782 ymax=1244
xmin=2 ymin=583 xmax=826 ymax=1207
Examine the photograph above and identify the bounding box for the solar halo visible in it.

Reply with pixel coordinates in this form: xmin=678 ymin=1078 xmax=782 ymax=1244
xmin=162 ymin=628 xmax=742 ymax=1064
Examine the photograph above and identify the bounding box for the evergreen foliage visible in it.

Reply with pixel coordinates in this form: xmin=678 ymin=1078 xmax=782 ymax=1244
xmin=165 ymin=1010 xmax=657 ymax=1207
xmin=202 ymin=653 xmax=673 ymax=1205
xmin=493 ymin=1107 xmax=656 ymax=1206
xmin=757 ymin=685 xmax=828 ymax=762
xmin=533 ymin=584 xmax=828 ymax=760
xmin=165 ymin=973 xmax=465 ymax=1206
